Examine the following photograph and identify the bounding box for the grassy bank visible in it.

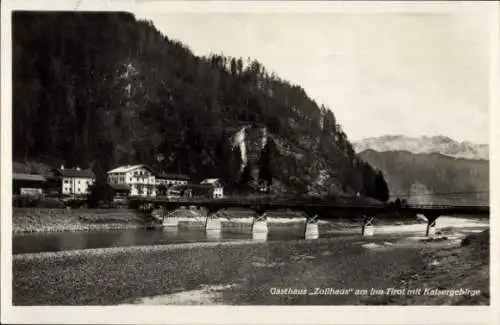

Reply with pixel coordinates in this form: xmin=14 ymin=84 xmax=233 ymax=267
xmin=12 ymin=208 xmax=145 ymax=233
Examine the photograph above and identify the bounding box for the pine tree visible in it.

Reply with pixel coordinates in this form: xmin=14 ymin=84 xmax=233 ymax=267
xmin=12 ymin=12 xmax=385 ymax=198
xmin=374 ymin=170 xmax=390 ymax=202
xmin=224 ymin=145 xmax=243 ymax=190
xmin=360 ymin=162 xmax=376 ymax=198
xmin=87 ymin=160 xmax=114 ymax=207
xmin=239 ymin=162 xmax=253 ymax=192
xmin=258 ymin=141 xmax=274 ymax=193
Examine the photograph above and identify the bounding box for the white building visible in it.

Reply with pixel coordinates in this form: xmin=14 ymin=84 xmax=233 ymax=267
xmin=107 ymin=165 xmax=157 ymax=197
xmin=200 ymin=178 xmax=224 ymax=199
xmin=156 ymin=173 xmax=189 ymax=187
xmin=156 ymin=173 xmax=190 ymax=198
xmin=55 ymin=166 xmax=95 ymax=196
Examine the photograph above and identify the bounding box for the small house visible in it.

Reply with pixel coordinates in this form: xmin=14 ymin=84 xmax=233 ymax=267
xmin=200 ymin=178 xmax=224 ymax=199
xmin=154 ymin=173 xmax=190 ymax=197
xmin=107 ymin=165 xmax=157 ymax=197
xmin=109 ymin=183 xmax=130 ymax=197
xmin=53 ymin=166 xmax=95 ymax=197
xmin=187 ymin=184 xmax=215 ymax=199
xmin=12 ymin=173 xmax=47 ymax=196
xmin=109 ymin=183 xmax=130 ymax=205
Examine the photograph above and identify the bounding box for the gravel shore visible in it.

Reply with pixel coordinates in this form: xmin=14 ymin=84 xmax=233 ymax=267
xmin=13 ymin=208 xmax=145 ymax=234
xmin=361 ymin=230 xmax=490 ymax=305
xmin=10 ymin=235 xmax=466 ymax=306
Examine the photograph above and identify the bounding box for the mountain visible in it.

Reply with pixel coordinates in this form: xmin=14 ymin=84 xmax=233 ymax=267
xmin=12 ymin=12 xmax=388 ymax=200
xmin=358 ymin=149 xmax=489 ymax=206
xmin=353 ymin=135 xmax=488 ymax=160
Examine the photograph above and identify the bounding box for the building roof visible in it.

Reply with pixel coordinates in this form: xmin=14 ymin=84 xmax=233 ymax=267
xmin=107 ymin=165 xmax=152 ymax=174
xmin=109 ymin=184 xmax=130 ymax=191
xmin=179 ymin=183 xmax=214 ymax=190
xmin=200 ymin=178 xmax=224 ymax=186
xmin=12 ymin=173 xmax=47 ymax=182
xmin=157 ymin=173 xmax=190 ymax=181
xmin=43 ymin=170 xmax=58 ymax=180
xmin=56 ymin=168 xmax=95 ymax=178
xmin=107 ymin=165 xmax=191 ymax=181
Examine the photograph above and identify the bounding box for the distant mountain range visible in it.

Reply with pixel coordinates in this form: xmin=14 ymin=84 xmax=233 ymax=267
xmin=354 ymin=135 xmax=488 ymax=161
xmin=355 ymin=135 xmax=489 ymax=205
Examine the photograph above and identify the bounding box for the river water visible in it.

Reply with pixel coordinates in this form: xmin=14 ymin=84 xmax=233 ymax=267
xmin=13 ymin=216 xmax=489 ymax=255
xmin=13 ymin=225 xmax=364 ymax=255
xmin=12 ymin=217 xmax=489 ymax=305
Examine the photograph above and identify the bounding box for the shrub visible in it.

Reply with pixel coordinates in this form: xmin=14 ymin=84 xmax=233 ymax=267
xmin=36 ymin=198 xmax=65 ymax=209
xmin=13 ymin=195 xmax=39 ymax=207
xmin=66 ymin=199 xmax=87 ymax=209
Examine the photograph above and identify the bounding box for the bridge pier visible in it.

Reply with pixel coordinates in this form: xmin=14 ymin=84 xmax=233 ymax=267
xmin=425 ymin=214 xmax=439 ymax=237
xmin=252 ymin=214 xmax=268 ymax=241
xmin=205 ymin=211 xmax=222 ymax=229
xmin=304 ymin=214 xmax=319 ymax=240
xmin=161 ymin=209 xmax=181 ymax=228
xmin=361 ymin=215 xmax=375 ymax=237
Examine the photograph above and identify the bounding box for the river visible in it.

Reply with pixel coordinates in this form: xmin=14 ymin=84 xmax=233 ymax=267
xmin=13 ymin=216 xmax=489 ymax=255
xmin=13 ymin=226 xmax=367 ymax=255
xmin=12 ymin=216 xmax=489 ymax=305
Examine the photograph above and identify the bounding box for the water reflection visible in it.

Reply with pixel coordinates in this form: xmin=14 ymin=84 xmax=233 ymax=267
xmin=14 ymin=227 xmax=301 ymax=254
xmin=252 ymin=232 xmax=268 ymax=242
xmin=59 ymin=231 xmax=88 ymax=250
xmin=206 ymin=230 xmax=222 ymax=241
xmin=12 ymin=223 xmax=359 ymax=255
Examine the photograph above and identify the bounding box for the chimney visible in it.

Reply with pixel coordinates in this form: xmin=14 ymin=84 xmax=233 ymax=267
xmin=60 ymin=165 xmax=64 ymax=170
xmin=76 ymin=166 xmax=81 ymax=171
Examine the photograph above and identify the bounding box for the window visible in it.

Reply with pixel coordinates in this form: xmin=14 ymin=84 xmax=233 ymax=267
xmin=64 ymin=179 xmax=69 ymax=184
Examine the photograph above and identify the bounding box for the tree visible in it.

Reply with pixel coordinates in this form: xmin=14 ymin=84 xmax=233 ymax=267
xmin=374 ymin=170 xmax=390 ymax=202
xmin=360 ymin=162 xmax=376 ymax=199
xmin=258 ymin=140 xmax=274 ymax=193
xmin=225 ymin=145 xmax=242 ymax=188
xmin=157 ymin=183 xmax=167 ymax=196
xmin=12 ymin=12 xmax=384 ymax=199
xmin=87 ymin=161 xmax=114 ymax=208
xmin=230 ymin=57 xmax=237 ymax=76
xmin=238 ymin=162 xmax=253 ymax=192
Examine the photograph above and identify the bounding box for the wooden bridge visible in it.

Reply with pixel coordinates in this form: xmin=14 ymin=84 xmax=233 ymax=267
xmin=130 ymin=196 xmax=490 ymax=238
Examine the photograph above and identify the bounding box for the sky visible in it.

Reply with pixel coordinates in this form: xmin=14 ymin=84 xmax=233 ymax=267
xmin=135 ymin=11 xmax=491 ymax=144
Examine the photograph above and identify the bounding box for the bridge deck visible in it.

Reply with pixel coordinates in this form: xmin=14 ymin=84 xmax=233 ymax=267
xmin=131 ymin=197 xmax=489 ymax=217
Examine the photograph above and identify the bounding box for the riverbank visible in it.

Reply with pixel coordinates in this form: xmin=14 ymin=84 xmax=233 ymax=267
xmin=12 ymin=208 xmax=145 ymax=233
xmin=363 ymin=230 xmax=490 ymax=305
xmin=12 ymin=229 xmax=489 ymax=305
xmin=13 ymin=207 xmax=488 ymax=236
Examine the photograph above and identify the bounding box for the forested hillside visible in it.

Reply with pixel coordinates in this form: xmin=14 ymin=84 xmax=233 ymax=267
xmin=12 ymin=11 xmax=388 ymax=198
xmin=359 ymin=150 xmax=489 ymax=205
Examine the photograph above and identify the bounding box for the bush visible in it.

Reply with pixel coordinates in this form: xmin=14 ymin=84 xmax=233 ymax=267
xmin=36 ymin=198 xmax=65 ymax=209
xmin=66 ymin=199 xmax=87 ymax=209
xmin=13 ymin=195 xmax=39 ymax=207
